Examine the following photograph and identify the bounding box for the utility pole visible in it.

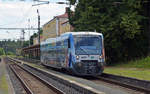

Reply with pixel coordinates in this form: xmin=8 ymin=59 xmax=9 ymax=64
xmin=32 ymin=0 xmax=49 ymax=44
xmin=32 ymin=1 xmax=67 ymax=44
xmin=37 ymin=9 xmax=40 ymax=44
xmin=28 ymin=19 xmax=31 ymax=46
xmin=3 ymin=39 xmax=7 ymax=56
xmin=21 ymin=29 xmax=25 ymax=47
xmin=31 ymin=1 xmax=70 ymax=45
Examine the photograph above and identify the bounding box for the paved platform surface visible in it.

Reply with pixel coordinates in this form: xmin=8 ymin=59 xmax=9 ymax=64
xmin=0 ymin=58 xmax=15 ymax=94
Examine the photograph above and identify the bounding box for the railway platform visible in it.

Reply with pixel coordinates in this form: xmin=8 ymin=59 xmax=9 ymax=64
xmin=0 ymin=57 xmax=15 ymax=94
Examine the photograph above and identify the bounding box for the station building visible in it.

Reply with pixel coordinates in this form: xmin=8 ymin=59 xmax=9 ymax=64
xmin=41 ymin=7 xmax=73 ymax=42
xmin=32 ymin=7 xmax=73 ymax=45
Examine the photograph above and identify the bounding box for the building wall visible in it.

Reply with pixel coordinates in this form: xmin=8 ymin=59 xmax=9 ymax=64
xmin=60 ymin=21 xmax=71 ymax=34
xmin=59 ymin=18 xmax=70 ymax=35
xmin=16 ymin=48 xmax=21 ymax=56
xmin=33 ymin=37 xmax=38 ymax=45
xmin=42 ymin=19 xmax=57 ymax=41
xmin=42 ymin=14 xmax=73 ymax=42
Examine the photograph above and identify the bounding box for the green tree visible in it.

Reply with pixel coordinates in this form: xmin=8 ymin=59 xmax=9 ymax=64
xmin=68 ymin=0 xmax=149 ymax=63
xmin=23 ymin=41 xmax=29 ymax=47
xmin=0 ymin=40 xmax=24 ymax=55
xmin=30 ymin=29 xmax=43 ymax=45
xmin=0 ymin=48 xmax=5 ymax=56
xmin=7 ymin=51 xmax=14 ymax=55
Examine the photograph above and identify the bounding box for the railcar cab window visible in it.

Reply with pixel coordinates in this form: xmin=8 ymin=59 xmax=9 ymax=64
xmin=74 ymin=35 xmax=102 ymax=55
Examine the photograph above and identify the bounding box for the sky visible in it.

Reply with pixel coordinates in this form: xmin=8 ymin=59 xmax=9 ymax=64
xmin=0 ymin=0 xmax=68 ymax=40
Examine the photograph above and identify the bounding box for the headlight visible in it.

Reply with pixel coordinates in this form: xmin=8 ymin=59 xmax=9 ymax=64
xmin=76 ymin=55 xmax=79 ymax=59
xmin=99 ymin=55 xmax=102 ymax=58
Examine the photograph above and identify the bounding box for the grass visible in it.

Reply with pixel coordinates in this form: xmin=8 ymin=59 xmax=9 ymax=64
xmin=7 ymin=55 xmax=21 ymax=58
xmin=113 ymin=56 xmax=150 ymax=69
xmin=0 ymin=57 xmax=9 ymax=94
xmin=104 ymin=56 xmax=150 ymax=81
xmin=0 ymin=74 xmax=8 ymax=94
xmin=104 ymin=67 xmax=150 ymax=81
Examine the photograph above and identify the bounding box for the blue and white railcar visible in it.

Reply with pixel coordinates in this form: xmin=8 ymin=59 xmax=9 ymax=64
xmin=40 ymin=32 xmax=105 ymax=76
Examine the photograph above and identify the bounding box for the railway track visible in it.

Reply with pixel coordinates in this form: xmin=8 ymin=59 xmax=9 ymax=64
xmin=7 ymin=57 xmax=104 ymax=94
xmin=8 ymin=57 xmax=150 ymax=94
xmin=9 ymin=62 xmax=64 ymax=94
xmin=91 ymin=73 xmax=150 ymax=94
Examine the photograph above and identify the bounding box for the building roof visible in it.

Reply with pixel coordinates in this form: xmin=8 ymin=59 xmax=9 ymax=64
xmin=61 ymin=20 xmax=69 ymax=25
xmin=56 ymin=12 xmax=68 ymax=18
xmin=22 ymin=44 xmax=40 ymax=50
xmin=43 ymin=12 xmax=68 ymax=27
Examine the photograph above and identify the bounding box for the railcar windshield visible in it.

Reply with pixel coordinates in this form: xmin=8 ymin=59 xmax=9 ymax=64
xmin=74 ymin=35 xmax=102 ymax=55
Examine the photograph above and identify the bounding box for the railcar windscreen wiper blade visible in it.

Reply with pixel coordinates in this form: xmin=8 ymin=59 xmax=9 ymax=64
xmin=79 ymin=47 xmax=90 ymax=55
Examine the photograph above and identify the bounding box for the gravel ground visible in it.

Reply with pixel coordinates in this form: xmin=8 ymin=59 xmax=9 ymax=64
xmin=5 ymin=60 xmax=27 ymax=94
xmin=22 ymin=64 xmax=129 ymax=94
xmin=12 ymin=64 xmax=57 ymax=94
xmin=22 ymin=64 xmax=81 ymax=94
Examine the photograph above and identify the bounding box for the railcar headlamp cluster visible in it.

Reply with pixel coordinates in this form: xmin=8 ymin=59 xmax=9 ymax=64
xmin=76 ymin=55 xmax=79 ymax=60
xmin=99 ymin=55 xmax=102 ymax=58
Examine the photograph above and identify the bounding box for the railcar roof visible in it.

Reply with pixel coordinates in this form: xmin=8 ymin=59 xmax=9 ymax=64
xmin=61 ymin=32 xmax=103 ymax=36
xmin=41 ymin=32 xmax=103 ymax=45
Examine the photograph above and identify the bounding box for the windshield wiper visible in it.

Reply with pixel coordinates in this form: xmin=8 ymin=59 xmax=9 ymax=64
xmin=79 ymin=47 xmax=90 ymax=55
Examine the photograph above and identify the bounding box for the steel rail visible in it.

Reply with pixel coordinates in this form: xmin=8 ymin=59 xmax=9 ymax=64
xmin=8 ymin=57 xmax=105 ymax=94
xmin=98 ymin=73 xmax=150 ymax=94
xmin=18 ymin=64 xmax=64 ymax=94
xmin=9 ymin=65 xmax=33 ymax=94
xmin=9 ymin=57 xmax=150 ymax=93
xmin=9 ymin=58 xmax=64 ymax=94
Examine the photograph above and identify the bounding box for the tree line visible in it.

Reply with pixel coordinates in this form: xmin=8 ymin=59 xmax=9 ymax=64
xmin=68 ymin=0 xmax=150 ymax=64
xmin=0 ymin=40 xmax=29 ymax=56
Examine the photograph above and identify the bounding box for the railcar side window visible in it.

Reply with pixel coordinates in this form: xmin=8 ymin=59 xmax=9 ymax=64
xmin=56 ymin=41 xmax=61 ymax=46
xmin=64 ymin=39 xmax=68 ymax=48
xmin=68 ymin=39 xmax=70 ymax=48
